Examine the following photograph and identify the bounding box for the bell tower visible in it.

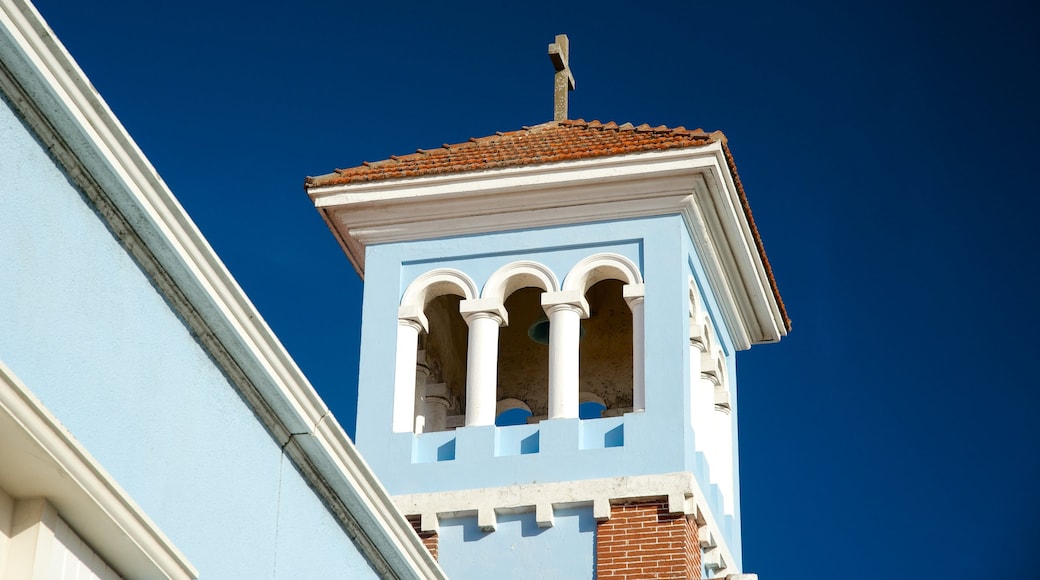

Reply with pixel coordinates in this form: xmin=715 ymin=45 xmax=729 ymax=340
xmin=305 ymin=36 xmax=788 ymax=580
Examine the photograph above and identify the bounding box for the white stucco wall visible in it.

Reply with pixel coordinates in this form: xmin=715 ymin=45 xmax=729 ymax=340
xmin=0 ymin=93 xmax=378 ymax=578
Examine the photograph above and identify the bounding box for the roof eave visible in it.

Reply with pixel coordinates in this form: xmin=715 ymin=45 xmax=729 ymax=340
xmin=310 ymin=145 xmax=787 ymax=349
xmin=0 ymin=2 xmax=446 ymax=576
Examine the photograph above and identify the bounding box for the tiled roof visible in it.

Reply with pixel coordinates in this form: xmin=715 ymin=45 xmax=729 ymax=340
xmin=304 ymin=119 xmax=724 ymax=188
xmin=306 ymin=119 xmax=790 ymax=331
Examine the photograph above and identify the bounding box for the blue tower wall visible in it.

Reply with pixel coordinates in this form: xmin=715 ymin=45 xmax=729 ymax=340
xmin=354 ymin=214 xmax=743 ymax=560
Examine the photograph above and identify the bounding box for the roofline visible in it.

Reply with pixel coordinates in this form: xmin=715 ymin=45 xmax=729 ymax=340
xmin=309 ymin=145 xmax=788 ymax=348
xmin=0 ymin=1 xmax=445 ymax=577
xmin=0 ymin=361 xmax=198 ymax=579
xmin=303 ymin=120 xmax=724 ymax=189
xmin=718 ymin=143 xmax=790 ymax=332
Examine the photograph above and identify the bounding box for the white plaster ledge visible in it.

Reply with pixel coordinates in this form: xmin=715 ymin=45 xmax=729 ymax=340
xmin=393 ymin=472 xmax=738 ymax=572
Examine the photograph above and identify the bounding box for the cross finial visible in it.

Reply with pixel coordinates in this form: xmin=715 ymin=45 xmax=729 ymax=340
xmin=548 ymin=34 xmax=574 ymax=122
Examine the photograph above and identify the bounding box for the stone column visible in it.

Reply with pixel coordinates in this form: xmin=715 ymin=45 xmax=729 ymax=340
xmin=421 ymin=383 xmax=452 ymax=432
xmin=541 ymin=291 xmax=590 ymax=420
xmin=701 ymin=344 xmax=735 ymax=514
xmin=413 ymin=350 xmax=432 ymax=433
xmin=459 ymin=299 xmax=508 ymax=427
xmin=699 ymin=365 xmax=721 ymax=458
xmin=713 ymin=372 xmax=734 ymax=514
xmin=623 ymin=284 xmax=646 ymax=412
xmin=394 ymin=305 xmax=428 ymax=433
xmin=690 ymin=317 xmax=714 ymax=456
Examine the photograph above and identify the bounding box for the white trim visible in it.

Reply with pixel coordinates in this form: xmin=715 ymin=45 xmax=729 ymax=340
xmin=623 ymin=284 xmax=647 ymax=412
xmin=0 ymin=3 xmax=445 ymax=577
xmin=541 ymin=292 xmax=590 ymax=420
xmin=0 ymin=361 xmax=197 ymax=579
xmin=459 ymin=304 xmax=506 ymax=427
xmin=393 ymin=319 xmax=423 ymax=433
xmin=562 ymin=252 xmax=644 ymax=293
xmin=310 ymin=144 xmax=785 ymax=349
xmin=393 ymin=471 xmax=740 ymax=575
xmin=5 ymin=497 xmax=121 ymax=579
xmin=401 ymin=268 xmax=479 ymax=309
xmin=481 ymin=260 xmax=560 ymax=302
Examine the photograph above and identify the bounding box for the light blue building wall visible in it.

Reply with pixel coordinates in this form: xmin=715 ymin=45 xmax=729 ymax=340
xmin=0 ymin=91 xmax=379 ymax=577
xmin=355 ymin=211 xmax=744 ymax=565
xmin=438 ymin=508 xmax=597 ymax=580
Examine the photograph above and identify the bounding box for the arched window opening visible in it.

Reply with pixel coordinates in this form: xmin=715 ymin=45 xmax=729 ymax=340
xmin=578 ymin=279 xmax=634 ymax=417
xmin=497 ymin=287 xmax=550 ymax=422
xmin=418 ymin=294 xmax=468 ymax=431
xmin=495 ymin=398 xmax=533 ymax=427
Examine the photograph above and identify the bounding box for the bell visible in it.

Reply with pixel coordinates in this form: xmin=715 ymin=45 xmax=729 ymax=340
xmin=527 ymin=317 xmax=551 ymax=345
xmin=527 ymin=317 xmax=585 ymax=345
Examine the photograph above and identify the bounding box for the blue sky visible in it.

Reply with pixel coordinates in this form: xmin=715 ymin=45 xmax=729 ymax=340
xmin=31 ymin=0 xmax=1039 ymax=577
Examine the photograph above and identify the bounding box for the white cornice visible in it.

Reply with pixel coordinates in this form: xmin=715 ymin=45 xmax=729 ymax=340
xmin=393 ymin=471 xmax=739 ymax=576
xmin=0 ymin=2 xmax=444 ymax=577
xmin=310 ymin=146 xmax=786 ymax=348
xmin=0 ymin=361 xmax=198 ymax=579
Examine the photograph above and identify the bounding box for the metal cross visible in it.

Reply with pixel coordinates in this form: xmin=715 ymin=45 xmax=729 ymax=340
xmin=548 ymin=34 xmax=575 ymax=122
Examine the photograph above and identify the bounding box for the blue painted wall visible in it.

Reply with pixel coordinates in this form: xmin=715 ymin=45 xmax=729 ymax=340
xmin=355 ymin=205 xmax=745 ymax=564
xmin=438 ymin=508 xmax=597 ymax=580
xmin=0 ymin=94 xmax=378 ymax=578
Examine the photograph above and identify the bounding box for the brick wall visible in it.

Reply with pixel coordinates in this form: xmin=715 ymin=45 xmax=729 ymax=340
xmin=406 ymin=515 xmax=439 ymax=560
xmin=596 ymin=498 xmax=700 ymax=579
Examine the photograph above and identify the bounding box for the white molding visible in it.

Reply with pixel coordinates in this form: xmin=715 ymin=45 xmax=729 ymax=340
xmin=309 ymin=148 xmax=704 ymax=204
xmin=296 ymin=415 xmax=446 ymax=579
xmin=0 ymin=3 xmax=445 ymax=577
xmin=401 ymin=268 xmax=479 ymax=309
xmin=0 ymin=361 xmax=197 ymax=579
xmin=562 ymin=252 xmax=644 ymax=293
xmin=458 ymin=297 xmax=509 ymax=325
xmin=310 ymin=143 xmax=785 ymax=349
xmin=540 ymin=290 xmax=591 ymax=318
xmin=481 ymin=260 xmax=560 ymax=302
xmin=392 ymin=472 xmax=740 ymax=575
xmin=6 ymin=498 xmax=121 ymax=579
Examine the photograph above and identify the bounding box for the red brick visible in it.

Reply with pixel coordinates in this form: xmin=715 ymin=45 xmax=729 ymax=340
xmin=406 ymin=515 xmax=438 ymax=561
xmin=596 ymin=498 xmax=701 ymax=579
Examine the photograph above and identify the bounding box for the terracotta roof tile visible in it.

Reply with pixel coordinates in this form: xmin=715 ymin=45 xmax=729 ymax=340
xmin=305 ymin=119 xmax=790 ymax=332
xmin=304 ymin=119 xmax=720 ymax=188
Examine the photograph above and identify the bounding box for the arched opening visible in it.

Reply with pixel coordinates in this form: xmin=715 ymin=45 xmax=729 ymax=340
xmin=397 ymin=268 xmax=478 ymax=434
xmin=497 ymin=287 xmax=550 ymax=421
xmin=556 ymin=253 xmax=644 ymax=418
xmin=481 ymin=261 xmax=559 ymax=425
xmin=578 ymin=279 xmax=634 ymax=416
xmin=420 ymin=294 xmax=468 ymax=431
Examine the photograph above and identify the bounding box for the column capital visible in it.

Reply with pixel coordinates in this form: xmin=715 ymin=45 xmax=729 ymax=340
xmin=398 ymin=304 xmax=429 ymax=333
xmin=690 ymin=318 xmax=709 ymax=351
xmin=622 ymin=283 xmax=645 ymax=307
xmin=541 ymin=290 xmax=590 ymax=318
xmin=714 ymin=387 xmax=732 ymax=413
xmin=459 ymin=298 xmax=508 ymax=326
xmin=421 ymin=382 xmax=451 ymax=399
xmin=700 ymin=350 xmax=724 ymax=377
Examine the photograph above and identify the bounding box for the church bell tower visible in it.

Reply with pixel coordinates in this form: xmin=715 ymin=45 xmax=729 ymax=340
xmin=305 ymin=35 xmax=788 ymax=580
